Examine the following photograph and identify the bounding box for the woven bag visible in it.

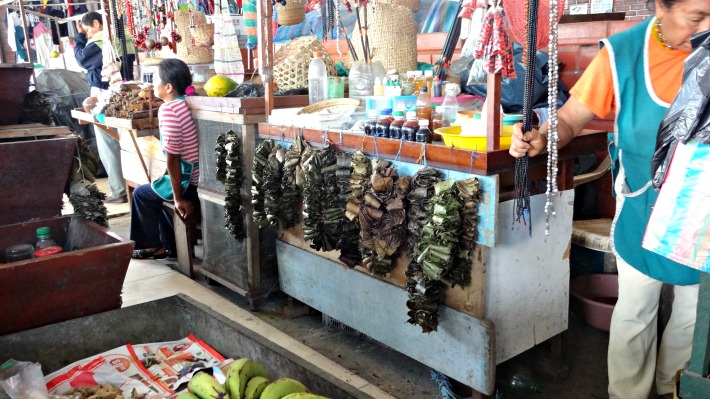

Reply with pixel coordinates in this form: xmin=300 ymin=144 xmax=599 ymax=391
xmin=273 ymin=36 xmax=336 ymax=91
xmin=277 ymin=0 xmax=305 ymax=26
xmin=175 ymin=10 xmax=214 ymax=64
xmin=377 ymin=0 xmax=420 ymax=13
xmin=193 ymin=24 xmax=215 ymax=47
xmin=347 ymin=3 xmax=417 ymax=73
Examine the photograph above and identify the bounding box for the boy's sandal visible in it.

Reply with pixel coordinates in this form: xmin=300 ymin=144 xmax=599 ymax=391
xmin=132 ymin=248 xmax=167 ymax=260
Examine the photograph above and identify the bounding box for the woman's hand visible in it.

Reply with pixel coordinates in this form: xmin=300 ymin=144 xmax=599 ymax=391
xmin=509 ymin=122 xmax=547 ymax=158
xmin=174 ymin=198 xmax=194 ymax=219
xmin=75 ymin=21 xmax=85 ymax=34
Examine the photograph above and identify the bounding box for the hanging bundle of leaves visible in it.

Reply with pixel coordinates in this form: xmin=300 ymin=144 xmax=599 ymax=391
xmin=280 ymin=136 xmax=307 ymax=229
xmin=216 ymin=133 xmax=228 ymax=184
xmin=338 ymin=151 xmax=370 ymax=267
xmin=302 ymin=145 xmax=341 ymax=251
xmin=359 ymin=160 xmax=411 ymax=276
xmin=263 ymin=145 xmax=286 ymax=227
xmin=67 ymin=137 xmax=108 ymax=227
xmin=334 ymin=152 xmax=358 ymax=267
xmin=418 ymin=179 xmax=463 ymax=281
xmin=405 ymin=277 xmax=446 ymax=333
xmin=406 ymin=168 xmax=443 ymax=259
xmin=444 ymin=177 xmax=482 ymax=288
xmin=221 ymin=130 xmax=246 ymax=241
xmin=252 ymin=139 xmax=275 ymax=229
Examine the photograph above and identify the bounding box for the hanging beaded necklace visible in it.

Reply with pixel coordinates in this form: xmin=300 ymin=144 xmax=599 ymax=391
xmin=544 ymin=0 xmax=560 ymax=236
xmin=654 ymin=18 xmax=677 ymax=50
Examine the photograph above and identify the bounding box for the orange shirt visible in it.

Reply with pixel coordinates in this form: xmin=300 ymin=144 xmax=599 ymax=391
xmin=570 ymin=29 xmax=690 ymax=120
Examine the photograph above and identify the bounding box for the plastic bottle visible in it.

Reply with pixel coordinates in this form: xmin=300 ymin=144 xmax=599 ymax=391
xmin=308 ymin=51 xmax=328 ymax=104
xmin=374 ymin=77 xmax=385 ymax=96
xmin=416 ymin=86 xmax=432 ymax=126
xmin=416 ymin=119 xmax=432 ymax=143
xmin=424 ymin=70 xmax=434 ymax=95
xmin=375 ymin=109 xmax=393 ymax=138
xmin=441 ymin=83 xmax=459 ymax=125
xmin=431 ymin=106 xmax=445 ymax=142
xmin=364 ymin=110 xmax=378 ymax=136
xmin=35 ymin=227 xmax=63 ymax=257
xmin=402 ymin=112 xmax=419 ymax=141
xmin=497 ymin=367 xmax=542 ymax=396
xmin=389 ymin=111 xmax=405 ymax=140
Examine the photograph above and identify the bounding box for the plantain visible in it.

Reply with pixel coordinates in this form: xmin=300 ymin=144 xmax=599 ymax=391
xmin=260 ymin=378 xmax=308 ymax=399
xmin=177 ymin=393 xmax=201 ymax=399
xmin=226 ymin=359 xmax=268 ymax=399
xmin=281 ymin=394 xmax=329 ymax=399
xmin=188 ymin=372 xmax=229 ymax=399
xmin=244 ymin=376 xmax=269 ymax=399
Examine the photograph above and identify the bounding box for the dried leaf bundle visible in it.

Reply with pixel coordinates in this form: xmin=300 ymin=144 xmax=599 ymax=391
xmin=406 ymin=168 xmax=443 ymax=259
xmin=220 ymin=130 xmax=246 ymax=241
xmin=302 ymin=145 xmax=341 ymax=251
xmin=335 ymin=152 xmax=360 ymax=267
xmin=280 ymin=136 xmax=307 ymax=229
xmin=359 ymin=159 xmax=411 ymax=276
xmin=445 ymin=177 xmax=482 ymax=287
xmin=263 ymin=145 xmax=286 ymax=227
xmin=69 ymin=180 xmax=108 ymax=227
xmin=252 ymin=139 xmax=275 ymax=228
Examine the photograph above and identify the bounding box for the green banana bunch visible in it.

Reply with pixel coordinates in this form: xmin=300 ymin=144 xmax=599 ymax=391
xmin=244 ymin=376 xmax=269 ymax=399
xmin=226 ymin=359 xmax=268 ymax=399
xmin=281 ymin=394 xmax=329 ymax=399
xmin=176 ymin=393 xmax=201 ymax=399
xmin=260 ymin=378 xmax=308 ymax=399
xmin=188 ymin=372 xmax=229 ymax=399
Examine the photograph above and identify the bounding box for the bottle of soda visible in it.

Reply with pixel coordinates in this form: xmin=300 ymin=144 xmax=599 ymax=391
xmin=35 ymin=227 xmax=63 ymax=257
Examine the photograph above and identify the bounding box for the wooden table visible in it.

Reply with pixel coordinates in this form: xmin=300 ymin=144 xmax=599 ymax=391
xmin=257 ymin=123 xmax=608 ymax=396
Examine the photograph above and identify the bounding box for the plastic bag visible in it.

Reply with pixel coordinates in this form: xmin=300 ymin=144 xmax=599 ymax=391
xmin=462 ymin=42 xmax=570 ymax=113
xmin=651 ymin=32 xmax=710 ymax=190
xmin=0 ymin=360 xmax=48 ymax=399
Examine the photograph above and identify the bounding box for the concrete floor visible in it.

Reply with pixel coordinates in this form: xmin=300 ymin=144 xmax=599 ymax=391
xmin=93 ymin=179 xmax=613 ymax=399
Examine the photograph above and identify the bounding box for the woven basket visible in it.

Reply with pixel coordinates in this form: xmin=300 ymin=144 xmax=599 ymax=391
xmin=377 ymin=0 xmax=420 ymax=12
xmin=273 ymin=36 xmax=336 ymax=91
xmin=193 ymin=24 xmax=214 ymax=47
xmin=277 ymin=0 xmax=305 ymax=26
xmin=347 ymin=4 xmax=417 ymax=73
xmin=175 ymin=10 xmax=214 ymax=65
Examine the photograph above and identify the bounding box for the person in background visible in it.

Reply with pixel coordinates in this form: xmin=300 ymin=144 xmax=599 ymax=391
xmin=74 ymin=11 xmax=127 ymax=204
xmin=130 ymin=59 xmax=199 ymax=259
xmin=510 ymin=0 xmax=710 ymax=397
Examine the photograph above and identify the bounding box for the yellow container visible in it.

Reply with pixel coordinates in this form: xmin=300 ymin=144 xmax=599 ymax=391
xmin=435 ymin=125 xmax=512 ymax=151
xmin=455 ymin=111 xmax=523 ymax=137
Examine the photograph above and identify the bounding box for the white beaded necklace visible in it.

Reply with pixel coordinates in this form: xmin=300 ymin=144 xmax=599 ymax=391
xmin=545 ymin=0 xmax=560 ymax=236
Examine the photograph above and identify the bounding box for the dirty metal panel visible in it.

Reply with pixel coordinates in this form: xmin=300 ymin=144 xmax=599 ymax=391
xmin=277 ymin=241 xmax=496 ymax=395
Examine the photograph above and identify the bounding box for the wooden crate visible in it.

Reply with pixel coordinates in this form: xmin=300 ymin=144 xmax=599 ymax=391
xmin=0 ymin=215 xmax=133 ymax=335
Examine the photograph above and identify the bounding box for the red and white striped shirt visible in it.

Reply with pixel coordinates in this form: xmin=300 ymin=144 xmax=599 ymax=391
xmin=159 ymin=99 xmax=200 ymax=186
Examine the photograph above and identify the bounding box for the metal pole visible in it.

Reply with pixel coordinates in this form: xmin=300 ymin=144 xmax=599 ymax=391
xmin=18 ymin=0 xmax=37 ymax=85
xmin=52 ymin=18 xmax=67 ymax=69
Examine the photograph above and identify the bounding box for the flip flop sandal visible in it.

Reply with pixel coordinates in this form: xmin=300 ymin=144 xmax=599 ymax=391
xmin=132 ymin=248 xmax=168 ymax=260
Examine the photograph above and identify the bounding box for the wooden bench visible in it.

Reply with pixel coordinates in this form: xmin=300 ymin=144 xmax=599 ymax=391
xmin=163 ymin=201 xmax=202 ymax=278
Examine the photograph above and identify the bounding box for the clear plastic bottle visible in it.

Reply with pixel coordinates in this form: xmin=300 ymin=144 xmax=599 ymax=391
xmin=431 ymin=106 xmax=445 ymax=142
xmin=374 ymin=77 xmax=384 ymax=96
xmin=389 ymin=111 xmax=405 ymax=139
xmin=35 ymin=226 xmax=63 ymax=257
xmin=375 ymin=109 xmax=393 ymax=138
xmin=441 ymin=83 xmax=459 ymax=125
xmin=308 ymin=51 xmax=328 ymax=104
xmin=402 ymin=111 xmax=420 ymax=141
xmin=497 ymin=367 xmax=542 ymax=396
xmin=364 ymin=110 xmax=378 ymax=136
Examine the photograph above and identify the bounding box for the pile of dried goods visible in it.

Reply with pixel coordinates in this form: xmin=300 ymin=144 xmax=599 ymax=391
xmin=218 ymin=130 xmax=246 ymax=241
xmin=446 ymin=177 xmax=482 ymax=287
xmin=252 ymin=139 xmax=276 ymax=228
xmin=103 ymin=84 xmax=163 ymax=119
xmin=263 ymin=145 xmax=286 ymax=227
xmin=302 ymin=145 xmax=341 ymax=251
xmin=280 ymin=136 xmax=308 ymax=229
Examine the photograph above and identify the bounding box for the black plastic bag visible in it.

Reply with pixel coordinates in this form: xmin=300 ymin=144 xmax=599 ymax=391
xmin=651 ymin=31 xmax=710 ymax=190
xmin=461 ymin=42 xmax=570 ymax=113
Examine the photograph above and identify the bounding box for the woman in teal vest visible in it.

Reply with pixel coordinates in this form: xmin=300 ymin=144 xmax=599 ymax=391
xmin=510 ymin=0 xmax=710 ymax=397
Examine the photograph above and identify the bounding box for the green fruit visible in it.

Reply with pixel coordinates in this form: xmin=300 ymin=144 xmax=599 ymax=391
xmin=244 ymin=376 xmax=269 ymax=399
xmin=260 ymin=378 xmax=308 ymax=399
xmin=177 ymin=393 xmax=201 ymax=399
xmin=188 ymin=372 xmax=229 ymax=399
xmin=226 ymin=358 xmax=268 ymax=399
xmin=204 ymin=75 xmax=238 ymax=97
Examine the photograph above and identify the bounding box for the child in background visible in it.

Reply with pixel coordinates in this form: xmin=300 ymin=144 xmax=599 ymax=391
xmin=130 ymin=59 xmax=199 ymax=259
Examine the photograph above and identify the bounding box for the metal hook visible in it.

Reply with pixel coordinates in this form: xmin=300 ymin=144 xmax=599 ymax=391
xmin=418 ymin=143 xmax=428 ymax=166
xmin=469 ymin=150 xmax=482 ymax=174
xmin=338 ymin=130 xmax=343 ymax=145
xmin=280 ymin=126 xmax=286 ymax=141
xmin=373 ymin=137 xmax=379 ymax=159
xmin=360 ymin=135 xmax=366 ymax=151
xmin=322 ymin=129 xmax=329 ymax=146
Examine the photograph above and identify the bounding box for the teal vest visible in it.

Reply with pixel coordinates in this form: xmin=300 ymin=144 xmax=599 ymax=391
xmin=605 ymin=18 xmax=699 ymax=285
